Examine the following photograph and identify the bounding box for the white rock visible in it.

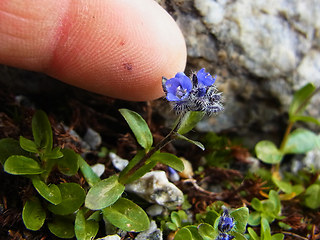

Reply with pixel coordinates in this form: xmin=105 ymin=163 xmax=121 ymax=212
xmin=146 ymin=204 xmax=165 ymax=217
xmin=125 ymin=171 xmax=184 ymax=208
xmin=135 ymin=220 xmax=163 ymax=240
xmin=96 ymin=235 xmax=120 ymax=240
xmin=90 ymin=163 xmax=105 ymax=178
xmin=109 ymin=152 xmax=129 ymax=171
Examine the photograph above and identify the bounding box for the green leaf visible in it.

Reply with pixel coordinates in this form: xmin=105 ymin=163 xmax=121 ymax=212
xmin=78 ymin=156 xmax=100 ymax=187
xmin=174 ymin=227 xmax=193 ymax=240
xmin=251 ymin=198 xmax=263 ymax=211
xmin=85 ymin=175 xmax=125 ymax=210
xmin=198 ymin=223 xmax=217 ymax=240
xmin=4 ymin=155 xmax=44 ymax=175
xmin=261 ymin=218 xmax=272 ymax=240
xmin=119 ymin=109 xmax=153 ymax=150
xmin=48 ymin=215 xmax=75 ymax=239
xmin=230 ymin=207 xmax=249 ymax=233
xmin=22 ymin=197 xmax=46 ymax=231
xmin=248 ymin=212 xmax=261 ymax=226
xmin=0 ymin=138 xmax=28 ymax=165
xmin=204 ymin=210 xmax=219 ymax=226
xmin=248 ymin=227 xmax=259 ymax=240
xmin=272 ymin=233 xmax=284 ymax=240
xmin=171 ymin=212 xmax=182 ymax=228
xmin=268 ymin=191 xmax=281 ymax=215
xmin=57 ymin=148 xmax=79 ymax=176
xmin=175 ymin=133 xmax=205 ymax=150
xmin=255 ymin=140 xmax=283 ymax=164
xmin=32 ymin=110 xmax=53 ymax=151
xmin=272 ymin=175 xmax=292 ymax=194
xmin=177 ymin=111 xmax=205 ymax=135
xmin=75 ymin=209 xmax=99 ymax=240
xmin=149 ymin=152 xmax=184 ymax=172
xmin=283 ymin=128 xmax=318 ymax=154
xmin=122 ymin=161 xmax=157 ymax=184
xmin=290 ymin=115 xmax=320 ymax=125
xmin=231 ymin=232 xmax=248 ymax=240
xmin=185 ymin=225 xmax=203 ymax=240
xmin=19 ymin=136 xmax=38 ymax=153
xmin=304 ymin=183 xmax=320 ymax=209
xmin=102 ymin=198 xmax=150 ymax=232
xmin=31 ymin=176 xmax=61 ymax=205
xmin=43 ymin=146 xmax=64 ymax=160
xmin=48 ymin=183 xmax=85 ymax=215
xmin=289 ymin=83 xmax=316 ymax=119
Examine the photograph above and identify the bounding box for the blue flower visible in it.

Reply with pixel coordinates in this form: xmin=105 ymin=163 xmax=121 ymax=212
xmin=218 ymin=209 xmax=235 ymax=233
xmin=196 ymin=68 xmax=216 ymax=86
xmin=164 ymin=72 xmax=192 ymax=101
xmin=216 ymin=233 xmax=234 ymax=240
xmin=162 ymin=69 xmax=224 ymax=115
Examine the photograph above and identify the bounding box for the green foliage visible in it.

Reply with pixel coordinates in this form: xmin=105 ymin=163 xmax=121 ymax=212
xmin=102 ymin=197 xmax=150 ymax=232
xmin=173 ymin=206 xmax=249 ymax=240
xmin=119 ymin=108 xmax=153 ymax=151
xmin=85 ymin=175 xmax=125 ymax=210
xmin=48 ymin=183 xmax=86 ymax=215
xmin=75 ymin=209 xmax=99 ymax=240
xmin=22 ymin=197 xmax=46 ymax=231
xmin=177 ymin=111 xmax=205 ymax=135
xmin=31 ymin=176 xmax=62 ymax=205
xmin=149 ymin=152 xmax=185 ymax=172
xmin=304 ymin=182 xmax=320 ymax=209
xmin=166 ymin=210 xmax=189 ymax=231
xmin=248 ymin=218 xmax=284 ymax=240
xmin=48 ymin=215 xmax=75 ymax=239
xmin=0 ymin=138 xmax=29 ymax=164
xmin=4 ymin=155 xmax=44 ymax=175
xmin=255 ymin=83 xmax=320 ymax=165
xmin=248 ymin=190 xmax=283 ymax=226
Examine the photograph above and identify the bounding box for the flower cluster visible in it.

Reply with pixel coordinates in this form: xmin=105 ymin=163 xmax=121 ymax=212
xmin=216 ymin=209 xmax=235 ymax=240
xmin=162 ymin=68 xmax=224 ymax=115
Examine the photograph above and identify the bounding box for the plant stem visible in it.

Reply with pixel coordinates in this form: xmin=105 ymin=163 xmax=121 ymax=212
xmin=119 ymin=114 xmax=183 ymax=184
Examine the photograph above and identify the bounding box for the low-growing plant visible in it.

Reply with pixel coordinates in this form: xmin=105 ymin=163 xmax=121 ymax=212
xmin=174 ymin=206 xmax=249 ymax=240
xmin=247 ymin=218 xmax=284 ymax=240
xmin=0 ymin=69 xmax=227 ymax=239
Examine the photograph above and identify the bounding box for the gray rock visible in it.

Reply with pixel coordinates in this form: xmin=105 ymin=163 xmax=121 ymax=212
xmin=91 ymin=163 xmax=105 ymax=178
xmin=135 ymin=220 xmax=163 ymax=240
xmin=125 ymin=171 xmax=184 ymax=208
xmin=146 ymin=204 xmax=165 ymax=217
xmin=96 ymin=235 xmax=121 ymax=240
xmin=83 ymin=127 xmax=102 ymax=150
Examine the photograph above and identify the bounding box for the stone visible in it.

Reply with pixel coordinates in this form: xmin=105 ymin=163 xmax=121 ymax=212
xmin=135 ymin=220 xmax=163 ymax=240
xmin=109 ymin=152 xmax=129 ymax=171
xmin=125 ymin=171 xmax=184 ymax=208
xmin=83 ymin=127 xmax=102 ymax=150
xmin=146 ymin=204 xmax=165 ymax=217
xmin=96 ymin=235 xmax=121 ymax=240
xmin=91 ymin=163 xmax=105 ymax=178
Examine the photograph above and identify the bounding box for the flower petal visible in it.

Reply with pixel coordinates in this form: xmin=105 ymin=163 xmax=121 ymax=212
xmin=196 ymin=68 xmax=215 ymax=86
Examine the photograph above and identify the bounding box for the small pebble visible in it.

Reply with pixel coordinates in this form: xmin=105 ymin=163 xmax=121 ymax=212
xmin=109 ymin=152 xmax=129 ymax=171
xmin=90 ymin=163 xmax=105 ymax=178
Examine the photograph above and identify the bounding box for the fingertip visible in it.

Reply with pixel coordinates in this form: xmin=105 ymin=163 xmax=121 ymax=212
xmin=47 ymin=0 xmax=186 ymax=101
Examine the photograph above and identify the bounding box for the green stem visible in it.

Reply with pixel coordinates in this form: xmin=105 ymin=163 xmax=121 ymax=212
xmin=119 ymin=114 xmax=184 ymax=184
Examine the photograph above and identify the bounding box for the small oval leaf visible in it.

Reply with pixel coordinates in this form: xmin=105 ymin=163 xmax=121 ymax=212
xmin=174 ymin=227 xmax=193 ymax=240
xmin=198 ymin=223 xmax=217 ymax=240
xmin=119 ymin=109 xmax=153 ymax=150
xmin=32 ymin=177 xmax=62 ymax=205
xmin=304 ymin=183 xmax=320 ymax=209
xmin=149 ymin=152 xmax=184 ymax=172
xmin=102 ymin=198 xmax=150 ymax=232
xmin=255 ymin=140 xmax=283 ymax=164
xmin=48 ymin=183 xmax=85 ymax=215
xmin=57 ymin=148 xmax=79 ymax=176
xmin=177 ymin=111 xmax=205 ymax=135
xmin=283 ymin=128 xmax=318 ymax=154
xmin=75 ymin=209 xmax=99 ymax=240
xmin=85 ymin=175 xmax=125 ymax=210
xmin=230 ymin=207 xmax=249 ymax=233
xmin=4 ymin=155 xmax=44 ymax=175
xmin=32 ymin=110 xmax=53 ymax=151
xmin=48 ymin=216 xmax=75 ymax=239
xmin=22 ymin=197 xmax=46 ymax=231
xmin=19 ymin=136 xmax=38 ymax=153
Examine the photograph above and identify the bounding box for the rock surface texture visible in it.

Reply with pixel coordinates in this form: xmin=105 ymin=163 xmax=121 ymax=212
xmin=156 ymin=0 xmax=320 ymax=144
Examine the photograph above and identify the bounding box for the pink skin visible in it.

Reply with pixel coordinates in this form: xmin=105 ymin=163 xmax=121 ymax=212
xmin=0 ymin=0 xmax=186 ymax=101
